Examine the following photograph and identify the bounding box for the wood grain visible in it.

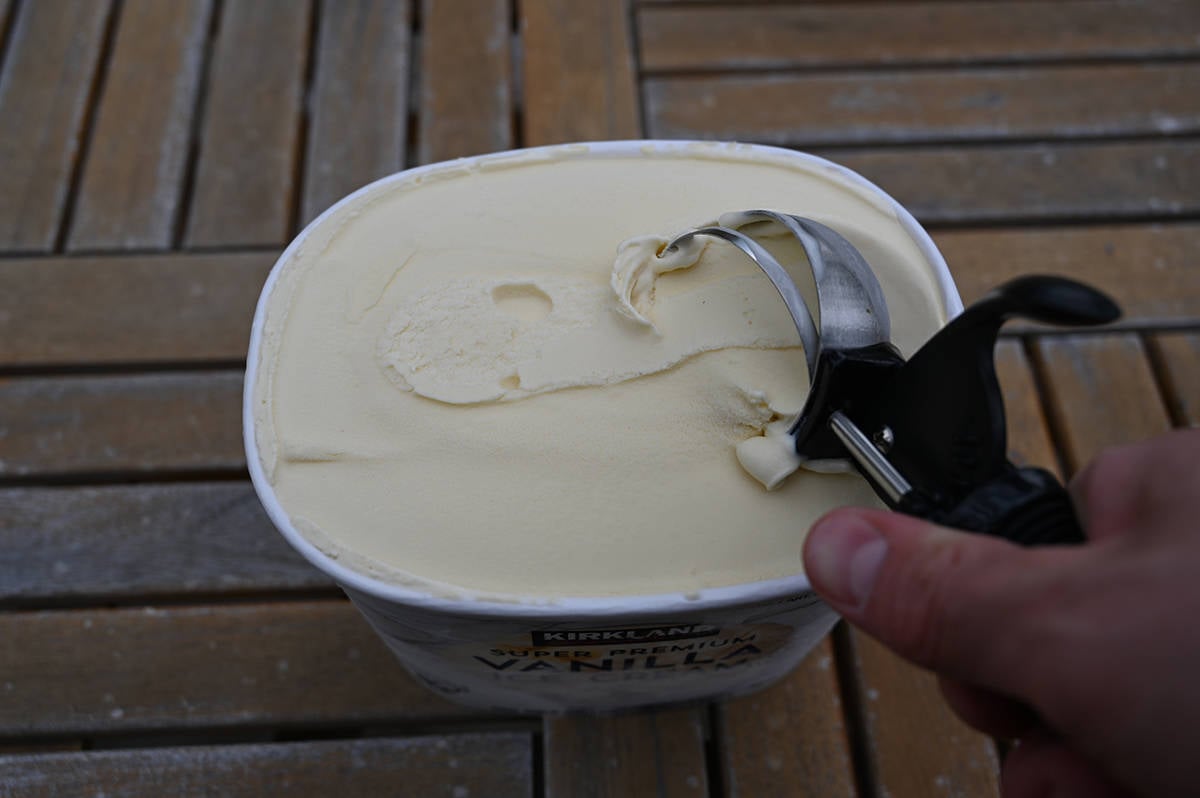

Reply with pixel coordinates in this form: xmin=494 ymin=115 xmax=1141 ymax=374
xmin=718 ymin=638 xmax=856 ymax=798
xmin=1148 ymin=332 xmax=1200 ymax=427
xmin=418 ymin=0 xmax=511 ymax=165
xmin=935 ymin=222 xmax=1200 ymax=330
xmin=831 ymin=139 xmax=1200 ymax=225
xmin=301 ymin=0 xmax=410 ymax=225
xmin=646 ymin=63 xmax=1200 ymax=146
xmin=0 ymin=483 xmax=329 ymax=605
xmin=0 ymin=372 xmax=244 ymax=478
xmin=0 ymin=0 xmax=111 ymax=252
xmin=0 ymin=252 xmax=274 ymax=367
xmin=995 ymin=340 xmax=1060 ymax=478
xmin=521 ymin=0 xmax=640 ymax=145
xmin=0 ymin=734 xmax=533 ymax=797
xmin=544 ymin=707 xmax=708 ymax=798
xmin=0 ymin=0 xmax=11 ymax=47
xmin=0 ymin=601 xmax=476 ymax=736
xmin=67 ymin=0 xmax=212 ymax=251
xmin=849 ymin=631 xmax=1000 ymax=798
xmin=640 ymin=1 xmax=1200 ymax=72
xmin=1033 ymin=334 xmax=1173 ymax=472
xmin=185 ymin=0 xmax=312 ymax=247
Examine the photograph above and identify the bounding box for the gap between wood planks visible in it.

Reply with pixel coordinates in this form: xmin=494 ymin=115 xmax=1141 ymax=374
xmin=1 ymin=716 xmax=541 ymax=755
xmin=640 ymin=53 xmax=1200 ymax=80
xmin=50 ymin=0 xmax=122 ymax=255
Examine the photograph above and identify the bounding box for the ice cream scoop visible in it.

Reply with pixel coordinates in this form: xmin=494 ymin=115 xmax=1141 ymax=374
xmin=664 ymin=211 xmax=1121 ymax=545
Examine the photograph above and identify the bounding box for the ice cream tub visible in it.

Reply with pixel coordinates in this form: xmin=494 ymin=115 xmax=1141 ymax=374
xmin=244 ymin=140 xmax=961 ymax=713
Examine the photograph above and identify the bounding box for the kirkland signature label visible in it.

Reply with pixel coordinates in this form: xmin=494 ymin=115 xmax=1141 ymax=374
xmin=531 ymin=624 xmax=720 ymax=646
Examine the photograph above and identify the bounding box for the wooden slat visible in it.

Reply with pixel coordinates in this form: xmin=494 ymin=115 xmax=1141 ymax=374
xmin=67 ymin=0 xmax=212 ymax=251
xmin=995 ymin=340 xmax=1060 ymax=477
xmin=646 ymin=63 xmax=1200 ymax=146
xmin=301 ymin=0 xmax=410 ymax=225
xmin=935 ymin=222 xmax=1200 ymax=330
xmin=418 ymin=0 xmax=511 ymax=165
xmin=1148 ymin=332 xmax=1200 ymax=427
xmin=849 ymin=631 xmax=1001 ymax=798
xmin=0 ymin=602 xmax=474 ymax=736
xmin=639 ymin=1 xmax=1200 ymax=72
xmin=184 ymin=0 xmax=312 ymax=247
xmin=0 ymin=483 xmax=329 ymax=605
xmin=521 ymin=0 xmax=640 ymax=146
xmin=831 ymin=139 xmax=1200 ymax=225
xmin=0 ymin=252 xmax=274 ymax=367
xmin=544 ymin=708 xmax=708 ymax=798
xmin=718 ymin=638 xmax=856 ymax=797
xmin=0 ymin=0 xmax=111 ymax=252
xmin=0 ymin=734 xmax=533 ymax=797
xmin=0 ymin=372 xmax=243 ymax=478
xmin=1034 ymin=334 xmax=1173 ymax=472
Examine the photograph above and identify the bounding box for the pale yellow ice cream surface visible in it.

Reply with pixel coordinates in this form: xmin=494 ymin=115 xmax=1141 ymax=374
xmin=252 ymin=144 xmax=948 ymax=600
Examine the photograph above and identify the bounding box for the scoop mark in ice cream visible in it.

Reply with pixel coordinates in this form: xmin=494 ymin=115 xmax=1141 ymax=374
xmin=610 ymin=234 xmax=709 ymax=328
xmin=492 ymin=282 xmax=553 ymax=322
xmin=377 ymin=260 xmax=802 ymax=406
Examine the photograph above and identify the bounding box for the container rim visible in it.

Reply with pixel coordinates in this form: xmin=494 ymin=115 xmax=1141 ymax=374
xmin=243 ymin=139 xmax=963 ymax=620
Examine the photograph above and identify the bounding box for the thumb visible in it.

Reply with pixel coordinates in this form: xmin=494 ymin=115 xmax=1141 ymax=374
xmin=803 ymin=507 xmax=1067 ymax=695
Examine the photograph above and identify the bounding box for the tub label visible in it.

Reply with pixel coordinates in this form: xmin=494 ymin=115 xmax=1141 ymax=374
xmin=349 ymin=587 xmax=839 ymax=712
xmin=531 ymin=623 xmax=719 ymax=646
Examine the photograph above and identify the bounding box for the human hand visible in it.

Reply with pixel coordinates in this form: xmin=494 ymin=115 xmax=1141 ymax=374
xmin=802 ymin=428 xmax=1200 ymax=798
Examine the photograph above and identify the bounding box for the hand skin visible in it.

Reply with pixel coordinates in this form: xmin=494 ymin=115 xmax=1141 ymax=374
xmin=802 ymin=428 xmax=1200 ymax=798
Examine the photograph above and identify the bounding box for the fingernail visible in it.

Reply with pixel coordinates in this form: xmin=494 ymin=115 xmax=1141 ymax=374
xmin=805 ymin=514 xmax=888 ymax=608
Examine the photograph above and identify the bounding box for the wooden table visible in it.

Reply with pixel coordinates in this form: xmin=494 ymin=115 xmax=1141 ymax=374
xmin=0 ymin=1 xmax=1196 ymax=795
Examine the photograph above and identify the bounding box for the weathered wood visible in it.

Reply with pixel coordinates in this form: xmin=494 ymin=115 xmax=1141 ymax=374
xmin=718 ymin=638 xmax=856 ymax=798
xmin=646 ymin=63 xmax=1200 ymax=146
xmin=0 ymin=252 xmax=274 ymax=367
xmin=936 ymin=222 xmax=1200 ymax=330
xmin=301 ymin=0 xmax=410 ymax=225
xmin=1034 ymin=334 xmax=1173 ymax=472
xmin=0 ymin=0 xmax=111 ymax=252
xmin=544 ymin=707 xmax=708 ymax=798
xmin=831 ymin=139 xmax=1200 ymax=225
xmin=0 ymin=372 xmax=244 ymax=478
xmin=1148 ymin=332 xmax=1200 ymax=427
xmin=0 ymin=602 xmax=477 ymax=735
xmin=67 ymin=0 xmax=212 ymax=251
xmin=0 ymin=0 xmax=11 ymax=47
xmin=522 ymin=0 xmax=640 ymax=146
xmin=848 ymin=631 xmax=1001 ymax=798
xmin=185 ymin=0 xmax=312 ymax=247
xmin=0 ymin=483 xmax=330 ymax=605
xmin=995 ymin=340 xmax=1060 ymax=477
xmin=639 ymin=1 xmax=1200 ymax=72
xmin=418 ymin=0 xmax=511 ymax=165
xmin=0 ymin=734 xmax=533 ymax=797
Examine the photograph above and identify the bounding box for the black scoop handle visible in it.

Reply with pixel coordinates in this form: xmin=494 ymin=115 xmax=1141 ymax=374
xmin=913 ymin=467 xmax=1086 ymax=545
xmin=870 ymin=275 xmax=1119 ymax=546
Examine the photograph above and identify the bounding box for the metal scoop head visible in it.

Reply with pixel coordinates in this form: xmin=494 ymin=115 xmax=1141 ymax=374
xmin=662 ymin=210 xmax=892 ymax=377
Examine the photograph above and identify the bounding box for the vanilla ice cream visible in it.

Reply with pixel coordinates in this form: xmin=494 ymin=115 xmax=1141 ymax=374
xmin=249 ymin=143 xmax=948 ymax=601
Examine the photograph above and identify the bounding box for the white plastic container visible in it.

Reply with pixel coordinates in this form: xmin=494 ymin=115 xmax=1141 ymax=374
xmin=244 ymin=141 xmax=961 ymax=713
